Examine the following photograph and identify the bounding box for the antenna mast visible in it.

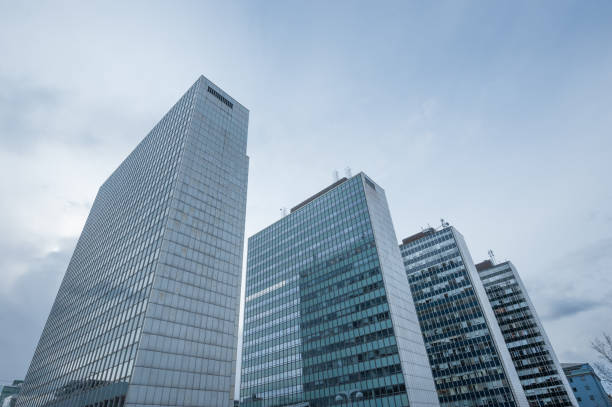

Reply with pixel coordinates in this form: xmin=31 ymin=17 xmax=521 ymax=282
xmin=488 ymin=250 xmax=496 ymax=265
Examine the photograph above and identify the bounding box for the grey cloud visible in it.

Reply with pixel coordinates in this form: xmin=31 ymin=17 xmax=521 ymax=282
xmin=0 ymin=238 xmax=75 ymax=380
xmin=543 ymin=298 xmax=602 ymax=321
xmin=530 ymin=236 xmax=612 ymax=294
xmin=567 ymin=237 xmax=612 ymax=269
xmin=0 ymin=75 xmax=132 ymax=153
xmin=527 ymin=236 xmax=612 ymax=365
xmin=0 ymin=77 xmax=62 ymax=151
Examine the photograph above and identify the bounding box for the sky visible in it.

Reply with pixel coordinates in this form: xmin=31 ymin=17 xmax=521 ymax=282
xmin=1 ymin=0 xmax=611 ymax=393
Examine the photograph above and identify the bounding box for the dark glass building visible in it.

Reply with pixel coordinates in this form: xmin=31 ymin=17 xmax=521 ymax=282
xmin=399 ymin=226 xmax=528 ymax=407
xmin=241 ymin=174 xmax=439 ymax=407
xmin=476 ymin=260 xmax=578 ymax=407
xmin=17 ymin=76 xmax=249 ymax=407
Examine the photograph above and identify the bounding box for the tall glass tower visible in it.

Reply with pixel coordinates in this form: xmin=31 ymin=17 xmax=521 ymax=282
xmin=475 ymin=260 xmax=578 ymax=407
xmin=241 ymin=173 xmax=439 ymax=407
xmin=399 ymin=226 xmax=529 ymax=407
xmin=17 ymin=76 xmax=249 ymax=407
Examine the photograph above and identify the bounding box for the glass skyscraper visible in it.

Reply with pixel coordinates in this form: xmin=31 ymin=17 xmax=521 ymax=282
xmin=475 ymin=260 xmax=578 ymax=407
xmin=17 ymin=76 xmax=249 ymax=407
xmin=399 ymin=226 xmax=528 ymax=407
xmin=241 ymin=173 xmax=439 ymax=407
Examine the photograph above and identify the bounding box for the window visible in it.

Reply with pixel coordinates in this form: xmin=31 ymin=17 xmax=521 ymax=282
xmin=207 ymin=86 xmax=233 ymax=108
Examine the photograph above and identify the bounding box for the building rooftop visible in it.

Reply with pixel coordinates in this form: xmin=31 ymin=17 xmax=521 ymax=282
xmin=400 ymin=227 xmax=436 ymax=246
xmin=561 ymin=362 xmax=599 ymax=377
xmin=475 ymin=259 xmax=495 ymax=271
xmin=562 ymin=362 xmax=588 ymax=369
xmin=290 ymin=177 xmax=349 ymax=213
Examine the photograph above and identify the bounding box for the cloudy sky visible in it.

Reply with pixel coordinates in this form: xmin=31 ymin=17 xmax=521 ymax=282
xmin=1 ymin=0 xmax=611 ymax=391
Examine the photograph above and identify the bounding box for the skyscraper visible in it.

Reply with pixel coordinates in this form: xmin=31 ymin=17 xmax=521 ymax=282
xmin=399 ymin=226 xmax=529 ymax=407
xmin=17 ymin=76 xmax=249 ymax=407
xmin=475 ymin=260 xmax=578 ymax=407
xmin=240 ymin=173 xmax=440 ymax=407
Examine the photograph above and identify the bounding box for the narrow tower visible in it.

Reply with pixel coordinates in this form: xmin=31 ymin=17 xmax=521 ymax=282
xmin=241 ymin=173 xmax=439 ymax=407
xmin=399 ymin=226 xmax=529 ymax=407
xmin=17 ymin=76 xmax=249 ymax=407
xmin=476 ymin=260 xmax=579 ymax=407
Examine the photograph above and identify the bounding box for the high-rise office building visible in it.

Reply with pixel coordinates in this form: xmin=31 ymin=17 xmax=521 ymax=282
xmin=17 ymin=76 xmax=249 ymax=407
xmin=476 ymin=260 xmax=579 ymax=407
xmin=562 ymin=363 xmax=612 ymax=407
xmin=241 ymin=173 xmax=439 ymax=407
xmin=399 ymin=226 xmax=529 ymax=407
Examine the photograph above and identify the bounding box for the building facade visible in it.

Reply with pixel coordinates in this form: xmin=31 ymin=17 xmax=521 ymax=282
xmin=3 ymin=396 xmax=18 ymax=407
xmin=17 ymin=76 xmax=249 ymax=407
xmin=241 ymin=173 xmax=439 ymax=407
xmin=399 ymin=226 xmax=529 ymax=407
xmin=562 ymin=364 xmax=612 ymax=407
xmin=476 ymin=260 xmax=578 ymax=407
xmin=1 ymin=381 xmax=23 ymax=406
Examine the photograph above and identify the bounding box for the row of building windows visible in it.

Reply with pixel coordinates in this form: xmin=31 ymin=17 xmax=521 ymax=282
xmin=242 ymin=177 xmax=411 ymax=406
xmin=18 ymin=84 xmax=197 ymax=407
xmin=401 ymin=229 xmax=522 ymax=407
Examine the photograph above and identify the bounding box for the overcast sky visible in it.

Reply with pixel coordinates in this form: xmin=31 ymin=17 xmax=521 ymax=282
xmin=1 ymin=0 xmax=611 ymax=392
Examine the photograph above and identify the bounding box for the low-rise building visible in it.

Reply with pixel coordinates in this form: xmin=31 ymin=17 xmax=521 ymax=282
xmin=0 ymin=381 xmax=23 ymax=407
xmin=562 ymin=363 xmax=611 ymax=407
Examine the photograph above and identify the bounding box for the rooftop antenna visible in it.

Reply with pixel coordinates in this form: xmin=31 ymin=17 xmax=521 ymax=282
xmin=344 ymin=167 xmax=352 ymax=178
xmin=440 ymin=218 xmax=450 ymax=228
xmin=488 ymin=250 xmax=496 ymax=265
xmin=333 ymin=170 xmax=340 ymax=182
